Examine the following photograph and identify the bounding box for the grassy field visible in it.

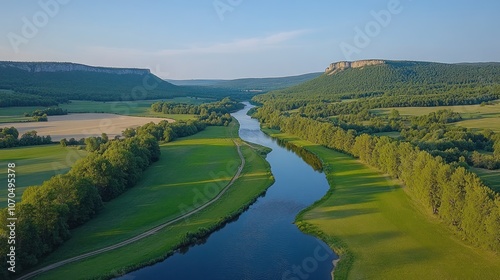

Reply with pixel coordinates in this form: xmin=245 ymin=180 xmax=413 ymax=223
xmin=29 ymin=123 xmax=274 ymax=279
xmin=470 ymin=167 xmax=500 ymax=193
xmin=266 ymin=130 xmax=500 ymax=280
xmin=372 ymin=100 xmax=500 ymax=118
xmin=455 ymin=118 xmax=500 ymax=132
xmin=0 ymin=145 xmax=87 ymax=207
xmin=0 ymin=106 xmax=42 ymax=123
xmin=372 ymin=101 xmax=500 ymax=132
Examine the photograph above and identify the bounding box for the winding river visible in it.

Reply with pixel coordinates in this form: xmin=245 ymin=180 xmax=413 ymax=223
xmin=119 ymin=103 xmax=337 ymax=279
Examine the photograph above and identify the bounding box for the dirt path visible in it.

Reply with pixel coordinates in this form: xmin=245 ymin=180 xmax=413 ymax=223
xmin=17 ymin=140 xmax=245 ymax=280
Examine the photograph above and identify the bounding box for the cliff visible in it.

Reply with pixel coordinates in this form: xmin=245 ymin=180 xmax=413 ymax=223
xmin=0 ymin=61 xmax=150 ymax=76
xmin=325 ymin=59 xmax=385 ymax=75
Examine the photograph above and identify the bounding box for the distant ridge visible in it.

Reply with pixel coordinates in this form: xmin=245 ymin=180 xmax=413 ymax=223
xmin=0 ymin=61 xmax=150 ymax=76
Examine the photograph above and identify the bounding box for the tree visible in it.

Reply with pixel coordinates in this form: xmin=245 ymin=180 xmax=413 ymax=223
xmin=84 ymin=137 xmax=100 ymax=152
xmin=60 ymin=138 xmax=68 ymax=147
xmin=70 ymin=154 xmax=125 ymax=201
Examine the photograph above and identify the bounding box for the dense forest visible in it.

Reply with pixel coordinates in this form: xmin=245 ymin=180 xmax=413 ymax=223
xmin=0 ymin=119 xmax=208 ymax=276
xmin=0 ymin=90 xmax=59 ymax=107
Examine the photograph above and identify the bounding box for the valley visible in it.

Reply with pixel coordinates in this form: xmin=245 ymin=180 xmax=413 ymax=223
xmin=1 ymin=52 xmax=500 ymax=280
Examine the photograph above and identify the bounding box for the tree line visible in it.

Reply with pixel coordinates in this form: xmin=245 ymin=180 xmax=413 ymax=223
xmin=18 ymin=107 xmax=68 ymax=122
xmin=0 ymin=119 xmax=207 ymax=276
xmin=0 ymin=127 xmax=52 ymax=149
xmin=151 ymin=97 xmax=243 ymax=126
xmin=254 ymin=110 xmax=500 ymax=253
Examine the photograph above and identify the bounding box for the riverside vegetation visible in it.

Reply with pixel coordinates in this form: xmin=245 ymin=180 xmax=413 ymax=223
xmin=0 ymin=118 xmax=208 ymax=277
xmin=267 ymin=130 xmax=500 ymax=279
xmin=252 ymin=60 xmax=500 ymax=278
xmin=23 ymin=121 xmax=274 ymax=280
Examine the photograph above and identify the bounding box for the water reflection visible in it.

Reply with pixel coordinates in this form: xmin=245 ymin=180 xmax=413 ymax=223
xmin=274 ymin=138 xmax=323 ymax=172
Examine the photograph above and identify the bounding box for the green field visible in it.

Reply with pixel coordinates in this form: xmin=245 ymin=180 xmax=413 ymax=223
xmin=455 ymin=118 xmax=500 ymax=132
xmin=266 ymin=130 xmax=500 ymax=280
xmin=372 ymin=101 xmax=500 ymax=118
xmin=0 ymin=145 xmax=87 ymax=207
xmin=29 ymin=123 xmax=274 ymax=279
xmin=372 ymin=101 xmax=500 ymax=132
xmin=470 ymin=167 xmax=500 ymax=193
xmin=0 ymin=106 xmax=42 ymax=123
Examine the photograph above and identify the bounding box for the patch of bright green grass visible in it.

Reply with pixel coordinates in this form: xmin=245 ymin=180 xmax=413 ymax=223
xmin=0 ymin=106 xmax=43 ymax=123
xmin=371 ymin=101 xmax=500 ymax=132
xmin=0 ymin=145 xmax=87 ymax=207
xmin=470 ymin=167 xmax=500 ymax=193
xmin=266 ymin=130 xmax=500 ymax=280
xmin=455 ymin=117 xmax=500 ymax=132
xmin=31 ymin=123 xmax=274 ymax=279
xmin=372 ymin=101 xmax=500 ymax=119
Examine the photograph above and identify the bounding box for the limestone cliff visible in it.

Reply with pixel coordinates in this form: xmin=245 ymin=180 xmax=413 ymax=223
xmin=325 ymin=59 xmax=385 ymax=75
xmin=0 ymin=61 xmax=150 ymax=75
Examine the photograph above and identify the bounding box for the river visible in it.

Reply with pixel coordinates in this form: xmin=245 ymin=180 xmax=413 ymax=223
xmin=119 ymin=103 xmax=337 ymax=279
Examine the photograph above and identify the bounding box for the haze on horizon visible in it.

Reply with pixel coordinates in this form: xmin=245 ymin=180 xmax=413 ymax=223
xmin=1 ymin=0 xmax=499 ymax=80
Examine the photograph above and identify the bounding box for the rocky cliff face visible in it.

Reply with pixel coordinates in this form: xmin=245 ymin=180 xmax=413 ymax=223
xmin=325 ymin=59 xmax=385 ymax=75
xmin=0 ymin=61 xmax=150 ymax=75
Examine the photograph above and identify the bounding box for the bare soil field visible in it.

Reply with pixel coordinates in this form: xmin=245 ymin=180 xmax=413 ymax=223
xmin=2 ymin=113 xmax=173 ymax=141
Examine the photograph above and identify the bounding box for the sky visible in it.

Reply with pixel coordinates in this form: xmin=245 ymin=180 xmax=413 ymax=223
xmin=0 ymin=0 xmax=499 ymax=79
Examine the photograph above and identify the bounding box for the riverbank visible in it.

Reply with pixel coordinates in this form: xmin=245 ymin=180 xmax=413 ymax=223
xmin=21 ymin=122 xmax=274 ymax=279
xmin=263 ymin=128 xmax=500 ymax=279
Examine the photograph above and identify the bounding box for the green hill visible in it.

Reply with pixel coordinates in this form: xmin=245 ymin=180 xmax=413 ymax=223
xmin=168 ymin=72 xmax=322 ymax=93
xmin=0 ymin=61 xmax=185 ymax=105
xmin=254 ymin=60 xmax=500 ymax=111
xmin=210 ymin=72 xmax=323 ymax=92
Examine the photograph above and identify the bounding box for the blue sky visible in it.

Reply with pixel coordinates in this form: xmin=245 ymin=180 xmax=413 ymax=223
xmin=1 ymin=0 xmax=499 ymax=79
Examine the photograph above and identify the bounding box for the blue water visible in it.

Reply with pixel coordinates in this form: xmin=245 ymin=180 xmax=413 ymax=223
xmin=118 ymin=103 xmax=337 ymax=280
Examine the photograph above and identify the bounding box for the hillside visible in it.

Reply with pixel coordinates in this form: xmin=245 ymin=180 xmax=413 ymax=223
xmin=168 ymin=72 xmax=322 ymax=92
xmin=0 ymin=61 xmax=185 ymax=105
xmin=255 ymin=60 xmax=500 ymax=109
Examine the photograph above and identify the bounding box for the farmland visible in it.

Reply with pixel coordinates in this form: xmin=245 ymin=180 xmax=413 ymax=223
xmin=0 ymin=113 xmax=172 ymax=141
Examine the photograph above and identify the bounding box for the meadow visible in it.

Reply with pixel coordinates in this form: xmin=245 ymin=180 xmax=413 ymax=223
xmin=266 ymin=130 xmax=500 ymax=280
xmin=27 ymin=123 xmax=274 ymax=279
xmin=470 ymin=167 xmax=500 ymax=192
xmin=0 ymin=145 xmax=87 ymax=207
xmin=372 ymin=101 xmax=500 ymax=132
